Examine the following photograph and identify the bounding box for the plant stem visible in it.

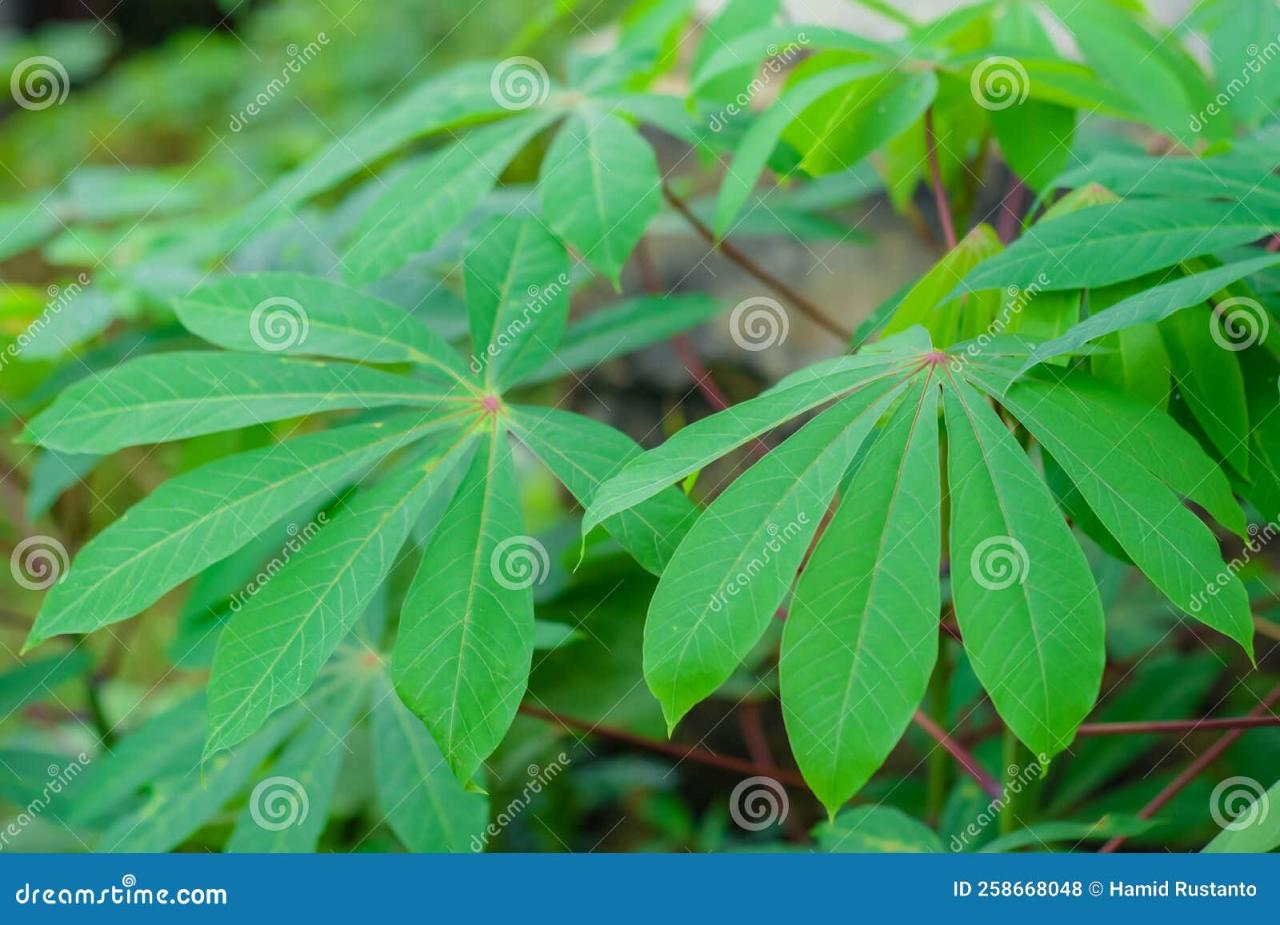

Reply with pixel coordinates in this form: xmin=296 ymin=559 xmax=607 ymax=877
xmin=913 ymin=708 xmax=1001 ymax=799
xmin=924 ymin=107 xmax=958 ymax=250
xmin=998 ymin=729 xmax=1022 ymax=835
xmin=925 ymin=640 xmax=954 ymax=820
xmin=661 ymin=183 xmax=852 ymax=341
xmin=1098 ymin=682 xmax=1280 ymax=853
xmin=1078 ymin=715 xmax=1280 ymax=736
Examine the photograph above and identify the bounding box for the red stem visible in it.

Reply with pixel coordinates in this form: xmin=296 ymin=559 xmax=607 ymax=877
xmin=924 ymin=108 xmax=958 ymax=250
xmin=913 ymin=708 xmax=1002 ymax=798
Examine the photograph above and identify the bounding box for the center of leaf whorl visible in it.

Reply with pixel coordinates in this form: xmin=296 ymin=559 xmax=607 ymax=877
xmin=481 ymin=395 xmax=502 ymax=414
xmin=923 ymin=350 xmax=949 ymax=366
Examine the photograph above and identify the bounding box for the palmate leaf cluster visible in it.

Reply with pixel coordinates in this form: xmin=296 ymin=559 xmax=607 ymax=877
xmin=4 ymin=0 xmax=1280 ymax=852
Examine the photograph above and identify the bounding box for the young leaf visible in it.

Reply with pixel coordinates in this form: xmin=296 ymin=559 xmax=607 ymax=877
xmin=644 ymin=376 xmax=910 ymax=731
xmin=28 ymin=413 xmax=462 ymax=647
xmin=204 ymin=430 xmax=479 ymax=759
xmin=177 ymin=273 xmax=472 ymax=378
xmin=814 ymin=805 xmax=943 ymax=852
xmin=22 ymin=352 xmax=469 ymax=454
xmin=392 ymin=424 xmax=533 ymax=783
xmin=539 ymin=107 xmax=661 ymax=284
xmin=781 ymin=376 xmax=941 ymax=814
xmin=944 ymin=377 xmax=1104 ymax=758
xmin=507 ymin=405 xmax=697 ymax=573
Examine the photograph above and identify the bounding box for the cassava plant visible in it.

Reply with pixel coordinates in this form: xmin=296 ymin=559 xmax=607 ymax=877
xmin=2 ymin=0 xmax=1279 ymax=855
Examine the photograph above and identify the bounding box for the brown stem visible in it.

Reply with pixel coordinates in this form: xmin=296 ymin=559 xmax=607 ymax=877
xmin=1098 ymin=682 xmax=1280 ymax=853
xmin=924 ymin=108 xmax=958 ymax=250
xmin=1078 ymin=715 xmax=1280 ymax=736
xmin=737 ymin=700 xmax=775 ymax=770
xmin=995 ymin=178 xmax=1027 ymax=244
xmin=661 ymin=183 xmax=852 ymax=341
xmin=913 ymin=708 xmax=1002 ymax=798
xmin=518 ymin=703 xmax=809 ymax=789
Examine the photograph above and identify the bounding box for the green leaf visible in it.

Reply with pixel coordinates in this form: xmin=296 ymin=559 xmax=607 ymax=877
xmin=1017 ymin=255 xmax=1280 ymax=375
xmin=23 ymin=352 xmax=470 ymax=454
xmin=979 ymin=373 xmax=1253 ymax=655
xmin=1053 ymin=153 xmax=1280 ymax=210
xmin=393 ymin=424 xmax=533 ymax=783
xmin=518 ymin=293 xmax=722 ymax=386
xmin=225 ymin=676 xmax=368 ymax=852
xmin=1159 ymin=306 xmax=1251 ymax=476
xmin=882 ymin=224 xmax=1003 ymax=347
xmin=66 ymin=694 xmax=208 ymax=826
xmin=956 ymin=200 xmax=1276 ymax=295
xmin=980 ymin=815 xmax=1158 ymax=852
xmin=100 ymin=709 xmax=301 ymax=852
xmin=0 ymin=649 xmax=90 ymax=717
xmin=540 ymin=107 xmax=661 ymax=283
xmin=715 ymin=62 xmax=887 ymax=237
xmin=226 ymin=63 xmax=513 ymax=243
xmin=27 ymin=413 xmax=458 ymax=647
xmin=464 ymin=216 xmax=571 ymax=388
xmin=944 ymin=376 xmax=1104 ymax=757
xmin=781 ymin=376 xmax=941 ymax=813
xmin=583 ymin=351 xmax=917 ymax=534
xmin=25 ymin=450 xmax=99 ymax=522
xmin=794 ymin=68 xmax=937 ymax=177
xmin=1203 ymin=779 xmax=1280 ymax=853
xmin=177 ymin=273 xmax=472 ymax=379
xmin=507 ymin=405 xmax=697 ymax=574
xmin=691 ymin=25 xmax=897 ymax=94
xmin=814 ymin=805 xmax=943 ymax=852
xmin=644 ymin=376 xmax=909 ymax=731
xmin=344 ymin=113 xmax=554 ymax=286
xmin=372 ymin=677 xmax=489 ymax=852
xmin=204 ymin=430 xmax=479 ymax=759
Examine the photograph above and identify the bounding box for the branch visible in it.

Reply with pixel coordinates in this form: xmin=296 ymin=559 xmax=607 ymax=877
xmin=1077 ymin=715 xmax=1280 ymax=736
xmin=924 ymin=107 xmax=958 ymax=250
xmin=661 ymin=183 xmax=852 ymax=341
xmin=1098 ymin=681 xmax=1280 ymax=852
xmin=913 ymin=708 xmax=1002 ymax=798
xmin=518 ymin=703 xmax=809 ymax=790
